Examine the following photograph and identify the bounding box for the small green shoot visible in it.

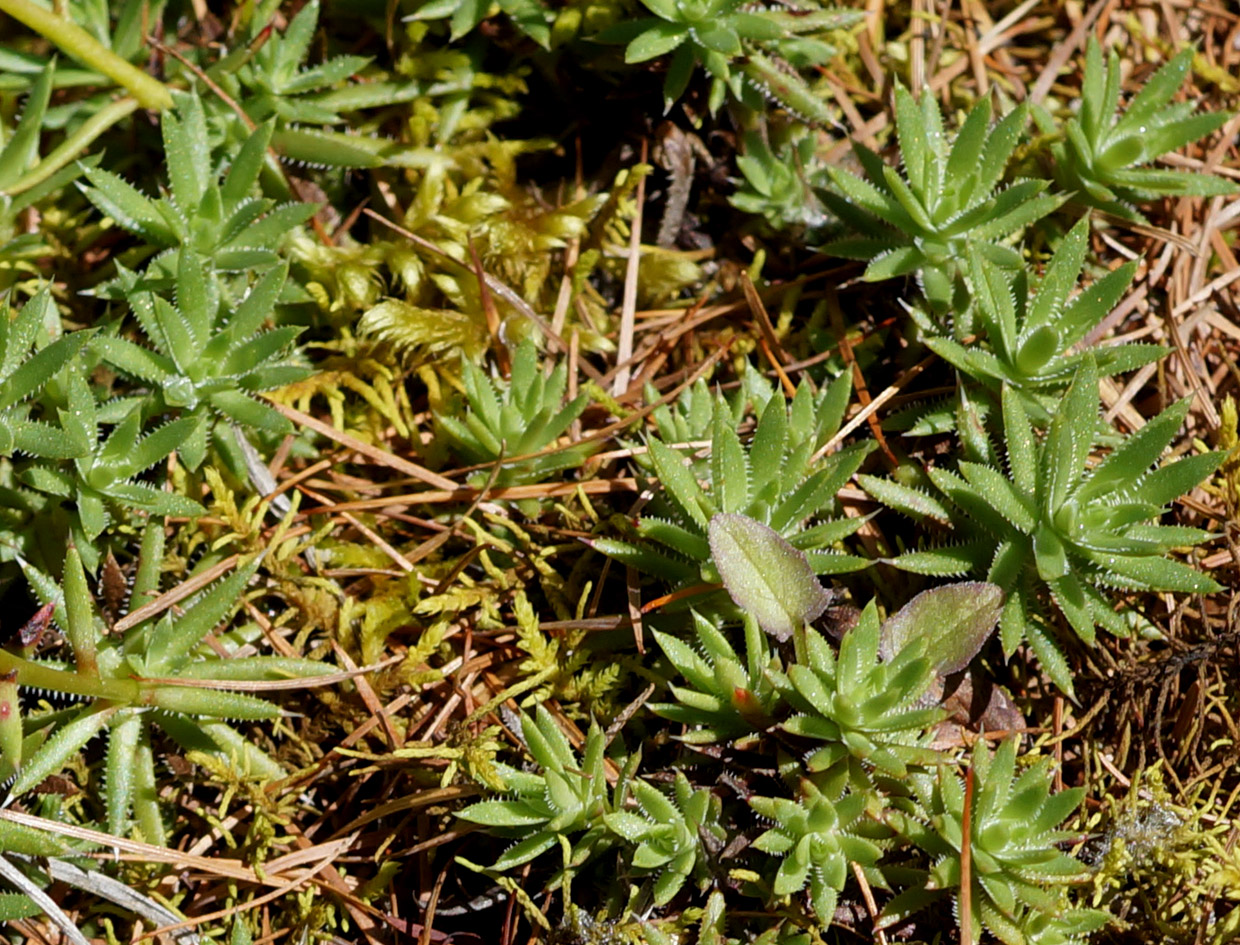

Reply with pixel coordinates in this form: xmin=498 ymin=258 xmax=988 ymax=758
xmin=1035 ymin=39 xmax=1238 ymax=221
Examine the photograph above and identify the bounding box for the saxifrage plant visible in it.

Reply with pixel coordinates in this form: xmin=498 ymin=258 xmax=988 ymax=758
xmin=861 ymin=355 xmax=1222 ymax=692
xmin=92 ymin=253 xmax=309 ymax=471
xmin=884 ymin=738 xmax=1108 ymax=945
xmin=15 ymin=521 xmax=332 ymax=842
xmin=750 ymin=779 xmax=884 ymax=924
xmin=204 ymin=0 xmax=424 ymax=169
xmin=79 ymin=91 xmax=317 ymax=288
xmin=0 ymin=287 xmax=93 ymax=462
xmin=595 ymin=375 xmax=873 ymax=602
xmin=409 ymin=0 xmax=554 ymax=49
xmin=17 ymin=363 xmax=205 ymax=572
xmin=602 ymin=770 xmax=727 ymax=906
xmin=432 ymin=339 xmax=598 ymax=489
xmin=1034 ymin=38 xmax=1238 ymax=222
xmin=649 ymin=609 xmax=784 ymax=744
xmin=730 ymin=127 xmax=833 ymax=234
xmin=773 ymin=602 xmax=946 ymax=789
xmin=819 ymin=85 xmax=1065 ymax=319
xmin=215 ymin=0 xmax=375 ymax=126
xmin=455 ymin=705 xmax=620 ymax=872
xmin=600 ymin=0 xmax=860 ymax=117
xmin=921 ymin=219 xmax=1163 ymax=421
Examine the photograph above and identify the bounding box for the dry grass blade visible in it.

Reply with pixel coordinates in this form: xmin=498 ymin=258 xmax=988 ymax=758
xmin=263 ymin=398 xmax=458 ymax=490
xmin=113 ymin=554 xmax=243 ymax=634
xmin=31 ymin=857 xmax=201 ymax=945
xmin=613 ymin=139 xmax=648 ymax=397
xmin=0 ymin=855 xmax=92 ymax=945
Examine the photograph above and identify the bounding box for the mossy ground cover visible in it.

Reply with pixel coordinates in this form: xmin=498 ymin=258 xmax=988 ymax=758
xmin=0 ymin=1 xmax=1237 ymax=943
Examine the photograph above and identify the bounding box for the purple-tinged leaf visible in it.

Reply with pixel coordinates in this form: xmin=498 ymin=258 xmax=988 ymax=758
xmin=879 ymin=582 xmax=1003 ymax=675
xmin=708 ymin=513 xmax=832 ymax=641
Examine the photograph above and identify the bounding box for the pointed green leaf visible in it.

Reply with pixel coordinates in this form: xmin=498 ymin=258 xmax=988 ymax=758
xmin=147 ymin=686 xmax=280 ymax=719
xmin=893 ymin=85 xmax=928 ymax=196
xmin=1043 ymin=356 xmax=1098 ymax=512
xmin=712 ymin=412 xmax=749 ymax=514
xmin=105 ymin=481 xmax=206 ymax=518
xmin=163 ymin=93 xmax=210 ymax=210
xmin=90 ymin=335 xmax=173 ymax=386
xmin=1027 ymin=215 xmax=1090 ymax=332
xmin=233 ymin=201 xmax=319 ymax=249
xmin=80 ymin=165 xmax=173 ymax=246
xmin=1001 ymin=386 xmax=1037 ymax=496
xmin=649 ymin=437 xmax=711 ymax=530
xmin=142 ymin=559 xmax=259 ymax=672
xmin=1048 ymin=572 xmax=1096 ymax=644
xmin=639 ymin=517 xmax=711 ymax=562
xmin=1113 ymin=47 xmax=1193 ymax=139
xmin=1058 ymin=261 xmax=1136 ymax=349
xmin=273 ymin=0 xmax=320 ymax=86
xmin=492 ymin=832 xmax=556 ymax=870
xmin=857 ymin=472 xmax=951 ymax=522
xmin=11 ymin=705 xmax=114 ymax=797
xmin=1131 ymin=450 xmax=1224 ymax=508
xmin=526 ymin=705 xmax=574 ymax=772
xmin=864 ymin=245 xmax=923 ymax=281
xmin=1077 ymin=398 xmax=1191 ymax=502
xmin=944 ymin=97 xmax=992 ymax=199
xmin=0 ymin=59 xmax=54 ymax=190
xmin=105 ymin=710 xmax=142 ymax=836
xmin=1079 ymin=37 xmax=1107 ymax=140
xmin=625 ymin=22 xmax=687 ymax=62
xmin=221 ymin=120 xmax=275 ymax=203
xmin=1 ymin=330 xmax=93 ymax=409
xmin=959 ymin=461 xmax=1036 ymax=534
xmin=1024 ymin=615 xmax=1073 ymax=697
xmin=210 ymin=390 xmax=293 ymax=433
xmin=114 ymin=415 xmax=200 ymax=480
xmin=891 ymin=543 xmax=987 ymax=576
xmin=1103 ymin=554 xmax=1220 ymax=593
xmin=825 ymin=166 xmax=916 ymax=232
